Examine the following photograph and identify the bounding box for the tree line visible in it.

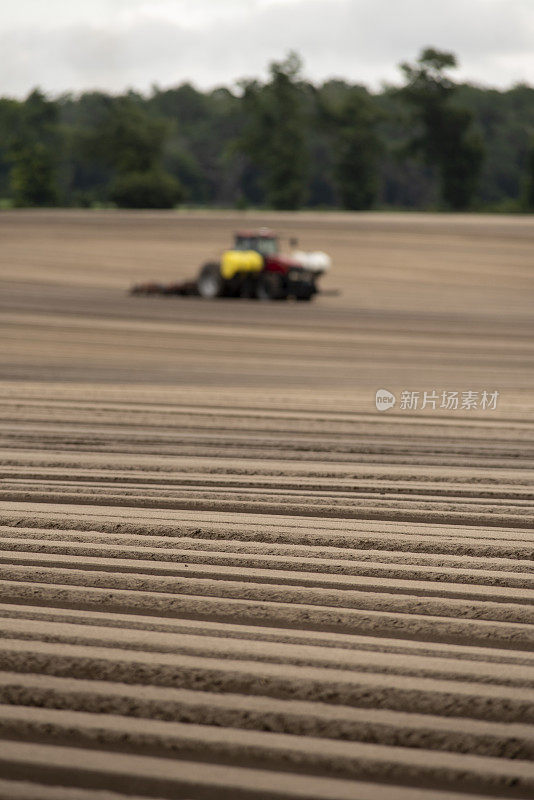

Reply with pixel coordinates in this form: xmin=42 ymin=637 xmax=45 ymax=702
xmin=1 ymin=48 xmax=533 ymax=212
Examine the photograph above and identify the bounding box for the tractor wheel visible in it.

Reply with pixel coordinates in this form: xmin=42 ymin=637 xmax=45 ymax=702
xmin=256 ymin=272 xmax=286 ymax=301
xmin=294 ymin=286 xmax=315 ymax=301
xmin=197 ymin=262 xmax=224 ymax=299
xmin=293 ymin=275 xmax=316 ymax=302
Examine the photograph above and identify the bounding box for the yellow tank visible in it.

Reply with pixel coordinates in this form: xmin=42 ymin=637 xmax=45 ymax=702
xmin=221 ymin=250 xmax=263 ymax=280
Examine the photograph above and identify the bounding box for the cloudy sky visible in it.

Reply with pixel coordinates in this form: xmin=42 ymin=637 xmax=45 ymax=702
xmin=1 ymin=0 xmax=533 ymax=97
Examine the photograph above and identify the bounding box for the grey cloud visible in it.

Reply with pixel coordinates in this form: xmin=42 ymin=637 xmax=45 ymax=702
xmin=0 ymin=0 xmax=533 ymax=97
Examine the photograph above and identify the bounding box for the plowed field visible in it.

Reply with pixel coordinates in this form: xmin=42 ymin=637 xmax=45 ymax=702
xmin=0 ymin=210 xmax=533 ymax=800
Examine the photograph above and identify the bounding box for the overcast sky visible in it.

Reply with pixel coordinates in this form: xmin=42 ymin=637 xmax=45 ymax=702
xmin=1 ymin=0 xmax=533 ymax=97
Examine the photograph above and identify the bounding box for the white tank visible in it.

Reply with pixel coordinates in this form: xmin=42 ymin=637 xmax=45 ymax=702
xmin=292 ymin=250 xmax=332 ymax=274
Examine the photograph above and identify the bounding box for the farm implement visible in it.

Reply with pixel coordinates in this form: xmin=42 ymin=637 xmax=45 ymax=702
xmin=131 ymin=228 xmax=331 ymax=301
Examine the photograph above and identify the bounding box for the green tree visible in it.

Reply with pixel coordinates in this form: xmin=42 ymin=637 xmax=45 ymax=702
xmin=239 ymin=52 xmax=308 ymax=209
xmin=109 ymin=169 xmax=182 ymax=209
xmin=398 ymin=48 xmax=484 ymax=209
xmin=88 ymin=96 xmax=183 ymax=207
xmin=523 ymin=138 xmax=534 ymax=210
xmin=4 ymin=90 xmax=60 ymax=206
xmin=320 ymin=86 xmax=381 ymax=209
xmin=2 ymin=53 xmax=533 ymax=211
xmin=90 ymin=96 xmax=167 ymax=173
xmin=10 ymin=143 xmax=58 ymax=206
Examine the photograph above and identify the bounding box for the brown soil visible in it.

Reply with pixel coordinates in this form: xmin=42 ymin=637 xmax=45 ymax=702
xmin=0 ymin=209 xmax=533 ymax=800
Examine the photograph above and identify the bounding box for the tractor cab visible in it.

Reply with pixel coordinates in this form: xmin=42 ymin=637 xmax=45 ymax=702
xmin=234 ymin=229 xmax=279 ymax=257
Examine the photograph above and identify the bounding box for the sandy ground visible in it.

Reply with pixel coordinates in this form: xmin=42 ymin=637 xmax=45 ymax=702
xmin=0 ymin=209 xmax=533 ymax=800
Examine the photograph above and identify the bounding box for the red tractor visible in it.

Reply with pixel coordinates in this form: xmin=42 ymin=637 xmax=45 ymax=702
xmin=131 ymin=228 xmax=331 ymax=301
